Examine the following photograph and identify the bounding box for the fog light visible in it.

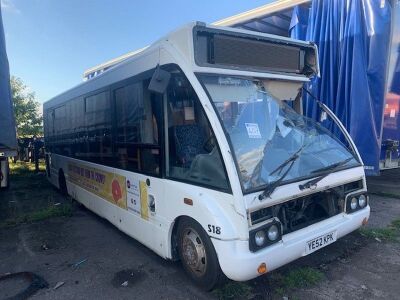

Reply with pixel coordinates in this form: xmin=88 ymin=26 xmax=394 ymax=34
xmin=358 ymin=194 xmax=367 ymax=208
xmin=350 ymin=197 xmax=358 ymax=210
xmin=255 ymin=230 xmax=266 ymax=247
xmin=257 ymin=263 xmax=267 ymax=274
xmin=267 ymin=225 xmax=279 ymax=241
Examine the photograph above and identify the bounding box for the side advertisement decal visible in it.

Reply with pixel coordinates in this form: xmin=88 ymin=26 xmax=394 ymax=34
xmin=139 ymin=181 xmax=149 ymax=220
xmin=126 ymin=178 xmax=149 ymax=220
xmin=68 ymin=163 xmax=127 ymax=209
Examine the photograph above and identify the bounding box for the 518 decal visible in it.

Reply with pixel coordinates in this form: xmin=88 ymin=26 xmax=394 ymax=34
xmin=208 ymin=225 xmax=221 ymax=235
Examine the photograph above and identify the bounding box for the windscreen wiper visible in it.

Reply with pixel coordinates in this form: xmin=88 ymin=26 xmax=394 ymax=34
xmin=258 ymin=143 xmax=308 ymax=200
xmin=298 ymin=157 xmax=354 ymax=191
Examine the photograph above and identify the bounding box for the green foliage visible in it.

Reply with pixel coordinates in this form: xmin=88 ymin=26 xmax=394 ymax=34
xmin=391 ymin=219 xmax=400 ymax=230
xmin=280 ymin=267 xmax=324 ymax=290
xmin=0 ymin=204 xmax=73 ymax=228
xmin=11 ymin=76 xmax=43 ymax=137
xmin=1 ymin=160 xmax=73 ymax=229
xmin=213 ymin=282 xmax=252 ymax=300
xmin=359 ymin=219 xmax=400 ymax=242
xmin=9 ymin=160 xmax=46 ymax=176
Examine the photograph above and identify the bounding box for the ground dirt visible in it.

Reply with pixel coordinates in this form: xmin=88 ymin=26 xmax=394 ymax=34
xmin=0 ymin=163 xmax=399 ymax=299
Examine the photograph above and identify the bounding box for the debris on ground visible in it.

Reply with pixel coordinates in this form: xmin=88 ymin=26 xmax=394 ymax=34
xmin=121 ymin=281 xmax=128 ymax=287
xmin=53 ymin=281 xmax=65 ymax=290
xmin=111 ymin=269 xmax=145 ymax=288
xmin=72 ymin=258 xmax=87 ymax=268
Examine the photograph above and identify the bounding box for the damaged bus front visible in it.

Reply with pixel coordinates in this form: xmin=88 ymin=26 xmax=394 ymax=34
xmin=190 ymin=24 xmax=370 ymax=282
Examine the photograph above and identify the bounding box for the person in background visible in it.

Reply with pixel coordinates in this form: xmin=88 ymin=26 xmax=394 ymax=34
xmin=33 ymin=136 xmax=40 ymax=173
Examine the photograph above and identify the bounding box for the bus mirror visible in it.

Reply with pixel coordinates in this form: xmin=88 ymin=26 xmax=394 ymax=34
xmin=148 ymin=65 xmax=171 ymax=94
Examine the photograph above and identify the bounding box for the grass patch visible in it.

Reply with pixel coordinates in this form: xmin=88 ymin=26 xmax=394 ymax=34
xmin=280 ymin=267 xmax=324 ymax=290
xmin=9 ymin=160 xmax=46 ymax=176
xmin=359 ymin=218 xmax=400 ymax=242
xmin=30 ymin=204 xmax=73 ymax=222
xmin=0 ymin=204 xmax=73 ymax=228
xmin=391 ymin=219 xmax=400 ymax=230
xmin=212 ymin=282 xmax=252 ymax=300
xmin=359 ymin=227 xmax=397 ymax=241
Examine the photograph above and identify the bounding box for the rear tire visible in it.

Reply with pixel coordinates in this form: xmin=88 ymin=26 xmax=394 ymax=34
xmin=177 ymin=218 xmax=223 ymax=291
xmin=58 ymin=170 xmax=68 ymax=195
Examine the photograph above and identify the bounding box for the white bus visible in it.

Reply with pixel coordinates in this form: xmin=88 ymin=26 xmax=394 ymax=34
xmin=44 ymin=22 xmax=370 ymax=290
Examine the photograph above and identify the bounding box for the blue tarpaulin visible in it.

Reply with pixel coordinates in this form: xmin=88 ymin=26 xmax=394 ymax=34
xmin=0 ymin=6 xmax=17 ymax=152
xmin=382 ymin=4 xmax=400 ymax=160
xmin=290 ymin=0 xmax=393 ymax=175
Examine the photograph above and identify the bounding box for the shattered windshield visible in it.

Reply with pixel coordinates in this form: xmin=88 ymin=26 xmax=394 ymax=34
xmin=199 ymin=75 xmax=360 ymax=192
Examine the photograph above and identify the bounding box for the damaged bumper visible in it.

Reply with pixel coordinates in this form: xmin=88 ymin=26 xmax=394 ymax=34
xmin=212 ymin=206 xmax=370 ymax=281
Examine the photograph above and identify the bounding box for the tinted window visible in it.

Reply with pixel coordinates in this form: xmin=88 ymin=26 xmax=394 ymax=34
xmin=85 ymin=91 xmax=109 ymax=113
xmin=82 ymin=92 xmax=112 ymax=164
xmin=114 ymin=80 xmax=162 ymax=175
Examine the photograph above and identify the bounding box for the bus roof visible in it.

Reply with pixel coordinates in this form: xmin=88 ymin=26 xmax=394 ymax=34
xmin=45 ymin=22 xmax=316 ymax=110
xmin=82 ymin=0 xmax=311 ymax=81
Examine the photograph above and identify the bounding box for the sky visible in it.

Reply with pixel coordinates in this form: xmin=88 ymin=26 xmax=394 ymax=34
xmin=1 ymin=0 xmax=271 ymax=104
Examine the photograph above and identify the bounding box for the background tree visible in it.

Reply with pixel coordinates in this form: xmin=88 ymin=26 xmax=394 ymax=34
xmin=11 ymin=76 xmax=43 ymax=137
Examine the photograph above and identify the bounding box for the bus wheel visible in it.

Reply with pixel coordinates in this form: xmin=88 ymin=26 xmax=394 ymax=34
xmin=58 ymin=170 xmax=68 ymax=195
xmin=177 ymin=218 xmax=222 ymax=291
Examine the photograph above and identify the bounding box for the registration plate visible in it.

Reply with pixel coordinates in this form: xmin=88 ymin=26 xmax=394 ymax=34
xmin=305 ymin=231 xmax=337 ymax=255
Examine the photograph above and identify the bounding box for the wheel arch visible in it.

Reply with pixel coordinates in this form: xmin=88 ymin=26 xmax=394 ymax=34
xmin=169 ymin=215 xmax=194 ymax=261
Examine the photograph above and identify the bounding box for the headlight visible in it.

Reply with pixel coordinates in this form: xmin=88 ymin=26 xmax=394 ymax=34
xmin=350 ymin=197 xmax=358 ymax=210
xmin=249 ymin=220 xmax=282 ymax=252
xmin=346 ymin=193 xmax=368 ymax=214
xmin=267 ymin=225 xmax=279 ymax=241
xmin=255 ymin=230 xmax=266 ymax=246
xmin=358 ymin=194 xmax=367 ymax=208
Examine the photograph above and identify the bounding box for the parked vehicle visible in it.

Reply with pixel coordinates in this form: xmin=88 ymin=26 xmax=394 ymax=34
xmin=0 ymin=5 xmax=17 ymax=189
xmin=44 ymin=23 xmax=370 ymax=289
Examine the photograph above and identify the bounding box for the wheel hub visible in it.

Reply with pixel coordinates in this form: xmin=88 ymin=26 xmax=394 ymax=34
xmin=182 ymin=228 xmax=207 ymax=276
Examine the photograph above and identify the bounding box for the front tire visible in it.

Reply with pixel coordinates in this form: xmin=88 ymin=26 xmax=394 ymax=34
xmin=177 ymin=218 xmax=223 ymax=291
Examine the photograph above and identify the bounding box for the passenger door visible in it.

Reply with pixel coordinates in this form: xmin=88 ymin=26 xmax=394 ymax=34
xmin=112 ymin=75 xmax=167 ymax=255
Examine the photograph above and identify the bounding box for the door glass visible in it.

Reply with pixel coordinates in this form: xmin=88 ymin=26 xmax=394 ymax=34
xmin=165 ymin=68 xmax=229 ymax=191
xmin=114 ymin=79 xmax=162 ymax=176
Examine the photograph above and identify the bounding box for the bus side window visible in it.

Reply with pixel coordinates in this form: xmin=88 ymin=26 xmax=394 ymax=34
xmin=114 ymin=80 xmax=161 ymax=176
xmin=165 ymin=70 xmax=229 ymax=191
xmin=82 ymin=91 xmax=113 ymax=165
xmin=53 ymin=105 xmax=70 ymax=156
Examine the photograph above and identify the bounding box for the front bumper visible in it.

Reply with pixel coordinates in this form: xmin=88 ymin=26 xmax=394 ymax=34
xmin=212 ymin=206 xmax=370 ymax=281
